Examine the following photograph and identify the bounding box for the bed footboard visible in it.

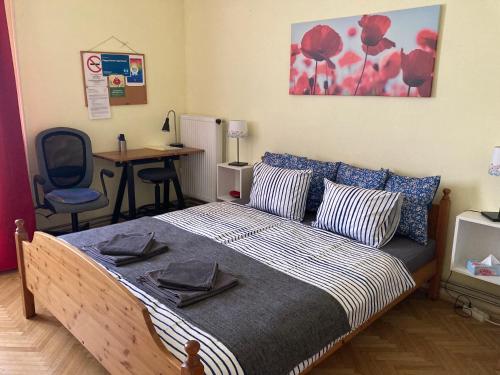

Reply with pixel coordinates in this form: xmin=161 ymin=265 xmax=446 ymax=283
xmin=14 ymin=219 xmax=204 ymax=375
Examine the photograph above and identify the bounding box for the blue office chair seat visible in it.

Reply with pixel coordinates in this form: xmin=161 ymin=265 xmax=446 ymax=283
xmin=45 ymin=188 xmax=101 ymax=204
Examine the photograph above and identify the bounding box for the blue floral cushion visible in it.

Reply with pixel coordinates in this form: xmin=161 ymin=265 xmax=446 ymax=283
xmin=302 ymin=159 xmax=339 ymax=211
xmin=384 ymin=173 xmax=441 ymax=245
xmin=46 ymin=188 xmax=101 ymax=204
xmin=262 ymin=152 xmax=339 ymax=211
xmin=262 ymin=152 xmax=307 ymax=169
xmin=335 ymin=162 xmax=388 ymax=190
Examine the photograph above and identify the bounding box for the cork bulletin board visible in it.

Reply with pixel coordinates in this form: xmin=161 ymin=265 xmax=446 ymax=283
xmin=81 ymin=51 xmax=147 ymax=106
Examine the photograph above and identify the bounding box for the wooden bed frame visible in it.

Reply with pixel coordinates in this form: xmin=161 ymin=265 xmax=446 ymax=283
xmin=14 ymin=188 xmax=451 ymax=375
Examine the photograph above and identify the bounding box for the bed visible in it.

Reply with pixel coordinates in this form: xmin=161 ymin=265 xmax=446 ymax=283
xmin=14 ymin=188 xmax=450 ymax=375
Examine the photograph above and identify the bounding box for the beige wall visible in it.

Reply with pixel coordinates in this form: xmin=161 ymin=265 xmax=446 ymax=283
xmin=11 ymin=0 xmax=185 ymax=229
xmin=183 ymin=0 xmax=500 ymax=294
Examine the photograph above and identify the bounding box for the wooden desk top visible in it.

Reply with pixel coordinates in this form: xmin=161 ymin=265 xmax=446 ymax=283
xmin=93 ymin=147 xmax=204 ymax=163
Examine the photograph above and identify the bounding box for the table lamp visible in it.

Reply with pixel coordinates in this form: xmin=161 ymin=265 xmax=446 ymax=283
xmin=481 ymin=146 xmax=500 ymax=221
xmin=162 ymin=109 xmax=184 ymax=148
xmin=228 ymin=120 xmax=248 ymax=167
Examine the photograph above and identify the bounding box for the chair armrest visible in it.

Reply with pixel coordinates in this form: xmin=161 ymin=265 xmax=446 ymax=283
xmin=100 ymin=169 xmax=114 ymax=198
xmin=33 ymin=175 xmax=46 ymax=208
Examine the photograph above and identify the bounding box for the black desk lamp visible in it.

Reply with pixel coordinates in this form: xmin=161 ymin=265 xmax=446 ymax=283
xmin=162 ymin=109 xmax=183 ymax=148
xmin=482 ymin=146 xmax=500 ymax=221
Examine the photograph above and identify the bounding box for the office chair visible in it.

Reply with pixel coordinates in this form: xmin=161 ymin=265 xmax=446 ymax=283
xmin=33 ymin=127 xmax=114 ymax=232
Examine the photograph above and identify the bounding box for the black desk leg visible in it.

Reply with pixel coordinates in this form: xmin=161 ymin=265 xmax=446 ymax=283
xmin=127 ymin=163 xmax=137 ymax=219
xmin=165 ymin=183 xmax=170 ymax=211
xmin=163 ymin=159 xmax=170 ymax=211
xmin=112 ymin=164 xmax=128 ymax=224
xmin=167 ymin=159 xmax=185 ymax=209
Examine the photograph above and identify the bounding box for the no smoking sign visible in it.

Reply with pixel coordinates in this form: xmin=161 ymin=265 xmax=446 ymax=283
xmin=86 ymin=55 xmax=102 ymax=73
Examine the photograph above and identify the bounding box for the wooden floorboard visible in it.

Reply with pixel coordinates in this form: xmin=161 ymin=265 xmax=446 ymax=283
xmin=0 ymin=271 xmax=499 ymax=374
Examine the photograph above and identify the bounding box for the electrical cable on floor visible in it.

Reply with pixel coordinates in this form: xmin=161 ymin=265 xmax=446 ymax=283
xmin=454 ymin=296 xmax=472 ymax=318
xmin=444 ymin=271 xmax=472 ymax=318
xmin=486 ymin=318 xmax=500 ymax=327
xmin=445 ymin=272 xmax=500 ymax=326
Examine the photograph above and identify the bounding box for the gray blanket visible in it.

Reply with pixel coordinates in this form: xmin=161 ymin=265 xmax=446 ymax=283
xmin=61 ymin=217 xmax=350 ymax=375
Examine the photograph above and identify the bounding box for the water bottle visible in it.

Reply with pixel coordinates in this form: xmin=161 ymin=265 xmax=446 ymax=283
xmin=118 ymin=134 xmax=127 ymax=154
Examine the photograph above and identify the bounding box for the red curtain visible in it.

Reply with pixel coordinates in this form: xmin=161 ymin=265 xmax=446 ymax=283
xmin=0 ymin=0 xmax=35 ymax=271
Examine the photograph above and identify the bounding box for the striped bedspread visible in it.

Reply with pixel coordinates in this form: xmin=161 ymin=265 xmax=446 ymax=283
xmin=113 ymin=202 xmax=415 ymax=374
xmin=157 ymin=203 xmax=415 ymax=329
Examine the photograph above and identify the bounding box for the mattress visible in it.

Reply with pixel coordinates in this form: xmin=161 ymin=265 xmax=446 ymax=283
xmin=382 ymin=235 xmax=436 ymax=273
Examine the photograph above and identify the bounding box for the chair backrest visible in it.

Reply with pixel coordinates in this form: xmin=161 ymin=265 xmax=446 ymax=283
xmin=35 ymin=127 xmax=94 ymax=193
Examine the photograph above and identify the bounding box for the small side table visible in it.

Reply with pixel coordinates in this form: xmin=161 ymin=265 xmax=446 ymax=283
xmin=217 ymin=163 xmax=253 ymax=202
xmin=451 ymin=211 xmax=500 ymax=285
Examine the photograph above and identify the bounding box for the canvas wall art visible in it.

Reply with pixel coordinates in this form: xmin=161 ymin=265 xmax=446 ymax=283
xmin=289 ymin=5 xmax=441 ymax=97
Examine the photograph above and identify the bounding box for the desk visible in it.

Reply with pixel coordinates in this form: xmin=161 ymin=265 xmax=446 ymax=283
xmin=94 ymin=147 xmax=204 ymax=223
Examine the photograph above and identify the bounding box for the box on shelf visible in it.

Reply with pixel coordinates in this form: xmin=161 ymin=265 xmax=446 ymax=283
xmin=466 ymin=258 xmax=500 ymax=276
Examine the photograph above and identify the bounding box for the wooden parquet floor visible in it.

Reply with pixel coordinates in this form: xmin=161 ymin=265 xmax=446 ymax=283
xmin=0 ymin=271 xmax=499 ymax=375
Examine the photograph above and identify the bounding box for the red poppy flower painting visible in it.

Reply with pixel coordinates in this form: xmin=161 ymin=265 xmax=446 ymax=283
xmin=401 ymin=48 xmax=434 ymax=94
xmin=289 ymin=5 xmax=441 ymax=97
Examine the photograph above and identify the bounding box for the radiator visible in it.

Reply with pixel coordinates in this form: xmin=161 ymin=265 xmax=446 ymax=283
xmin=179 ymin=114 xmax=223 ymax=202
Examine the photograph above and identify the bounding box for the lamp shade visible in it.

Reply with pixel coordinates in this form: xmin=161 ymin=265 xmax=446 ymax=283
xmin=162 ymin=117 xmax=170 ymax=132
xmin=228 ymin=120 xmax=248 ymax=138
xmin=489 ymin=146 xmax=500 ymax=176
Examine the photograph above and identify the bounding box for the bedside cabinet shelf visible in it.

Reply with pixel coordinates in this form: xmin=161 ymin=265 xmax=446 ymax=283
xmin=217 ymin=163 xmax=253 ymax=202
xmin=451 ymin=211 xmax=500 ymax=286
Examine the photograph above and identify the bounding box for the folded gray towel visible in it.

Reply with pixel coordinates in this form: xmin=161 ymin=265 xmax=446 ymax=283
xmin=95 ymin=232 xmax=155 ymax=256
xmin=84 ymin=241 xmax=168 ymax=267
xmin=139 ymin=270 xmax=238 ymax=307
xmin=152 ymin=260 xmax=218 ymax=291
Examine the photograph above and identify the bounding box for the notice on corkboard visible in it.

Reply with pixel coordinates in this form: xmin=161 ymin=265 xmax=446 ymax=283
xmin=81 ymin=51 xmax=147 ymax=107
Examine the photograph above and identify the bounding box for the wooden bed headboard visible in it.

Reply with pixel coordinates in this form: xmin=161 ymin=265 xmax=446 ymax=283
xmin=428 ymin=188 xmax=451 ymax=241
xmin=427 ymin=188 xmax=451 ymax=299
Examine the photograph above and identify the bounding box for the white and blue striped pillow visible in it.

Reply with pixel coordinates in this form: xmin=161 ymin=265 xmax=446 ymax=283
xmin=313 ymin=179 xmax=403 ymax=248
xmin=249 ymin=162 xmax=312 ymax=221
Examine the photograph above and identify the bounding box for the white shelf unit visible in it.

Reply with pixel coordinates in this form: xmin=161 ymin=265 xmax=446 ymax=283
xmin=216 ymin=163 xmax=253 ymax=202
xmin=451 ymin=211 xmax=500 ymax=286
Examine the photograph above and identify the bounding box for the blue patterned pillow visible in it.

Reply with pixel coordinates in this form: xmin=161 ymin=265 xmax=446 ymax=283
xmin=262 ymin=152 xmax=339 ymax=211
xmin=336 ymin=162 xmax=388 ymax=190
xmin=384 ymin=173 xmax=440 ymax=245
xmin=262 ymin=152 xmax=307 ymax=169
xmin=302 ymin=159 xmax=339 ymax=211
